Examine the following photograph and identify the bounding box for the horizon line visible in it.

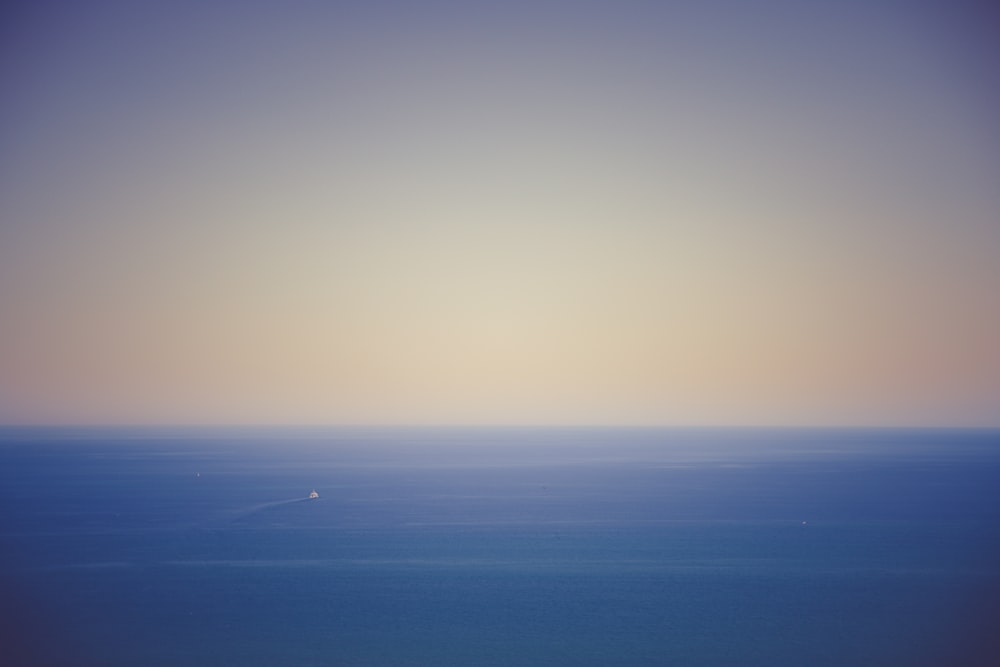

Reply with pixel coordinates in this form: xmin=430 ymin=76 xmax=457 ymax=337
xmin=1 ymin=423 xmax=998 ymax=431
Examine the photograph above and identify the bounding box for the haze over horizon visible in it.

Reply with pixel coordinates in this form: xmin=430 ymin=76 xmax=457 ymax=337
xmin=2 ymin=1 xmax=998 ymax=427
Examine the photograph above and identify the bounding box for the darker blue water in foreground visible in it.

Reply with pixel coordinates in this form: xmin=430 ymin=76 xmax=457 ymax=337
xmin=1 ymin=426 xmax=999 ymax=666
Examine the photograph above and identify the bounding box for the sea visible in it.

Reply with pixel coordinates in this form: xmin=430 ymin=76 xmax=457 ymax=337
xmin=1 ymin=426 xmax=998 ymax=666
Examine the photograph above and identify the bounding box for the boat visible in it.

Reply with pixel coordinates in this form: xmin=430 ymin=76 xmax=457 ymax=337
xmin=308 ymin=489 xmax=319 ymax=499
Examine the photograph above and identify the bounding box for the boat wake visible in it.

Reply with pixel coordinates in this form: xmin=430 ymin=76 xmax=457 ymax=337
xmin=200 ymin=496 xmax=316 ymax=528
xmin=238 ymin=496 xmax=309 ymax=515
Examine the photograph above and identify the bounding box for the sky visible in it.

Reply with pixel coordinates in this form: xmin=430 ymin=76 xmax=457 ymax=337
xmin=1 ymin=0 xmax=998 ymax=426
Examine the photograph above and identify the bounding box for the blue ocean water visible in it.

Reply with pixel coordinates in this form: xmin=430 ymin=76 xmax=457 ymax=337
xmin=1 ymin=426 xmax=998 ymax=666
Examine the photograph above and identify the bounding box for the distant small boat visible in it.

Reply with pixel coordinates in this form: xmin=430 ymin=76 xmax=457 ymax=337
xmin=308 ymin=489 xmax=319 ymax=499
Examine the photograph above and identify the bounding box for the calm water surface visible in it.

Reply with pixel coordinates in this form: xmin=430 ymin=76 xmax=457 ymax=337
xmin=1 ymin=427 xmax=998 ymax=666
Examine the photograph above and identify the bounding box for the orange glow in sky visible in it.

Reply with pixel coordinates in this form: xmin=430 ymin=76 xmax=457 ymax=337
xmin=1 ymin=2 xmax=998 ymax=425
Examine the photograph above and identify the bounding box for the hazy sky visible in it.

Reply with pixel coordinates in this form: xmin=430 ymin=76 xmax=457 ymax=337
xmin=1 ymin=1 xmax=998 ymax=426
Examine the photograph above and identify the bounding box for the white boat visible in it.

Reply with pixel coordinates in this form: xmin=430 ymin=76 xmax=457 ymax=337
xmin=308 ymin=489 xmax=319 ymax=499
